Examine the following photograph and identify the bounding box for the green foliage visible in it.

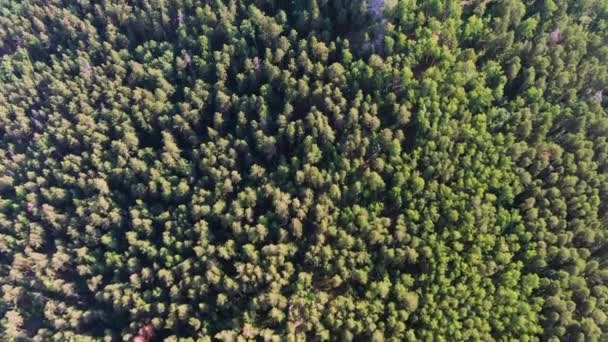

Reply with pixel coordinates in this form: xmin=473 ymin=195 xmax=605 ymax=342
xmin=0 ymin=0 xmax=607 ymax=340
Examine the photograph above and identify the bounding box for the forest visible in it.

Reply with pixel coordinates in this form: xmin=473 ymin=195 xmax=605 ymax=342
xmin=0 ymin=0 xmax=607 ymax=340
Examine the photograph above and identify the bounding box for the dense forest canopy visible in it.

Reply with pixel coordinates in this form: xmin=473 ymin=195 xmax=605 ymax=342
xmin=0 ymin=0 xmax=607 ymax=340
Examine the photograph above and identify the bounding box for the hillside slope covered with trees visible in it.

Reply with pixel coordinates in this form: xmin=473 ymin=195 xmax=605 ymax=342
xmin=1 ymin=0 xmax=607 ymax=340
